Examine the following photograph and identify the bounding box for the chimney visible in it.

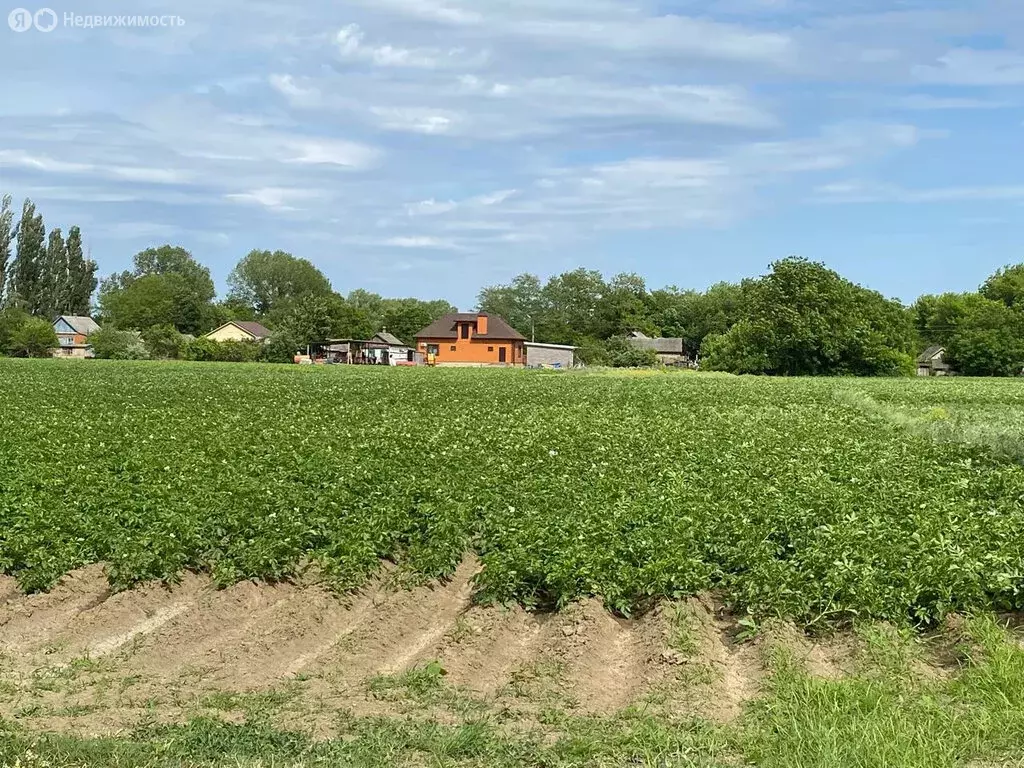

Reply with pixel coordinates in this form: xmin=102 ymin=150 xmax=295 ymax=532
xmin=477 ymin=312 xmax=488 ymax=335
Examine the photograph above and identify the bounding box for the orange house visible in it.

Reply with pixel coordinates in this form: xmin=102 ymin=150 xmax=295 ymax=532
xmin=415 ymin=312 xmax=526 ymax=366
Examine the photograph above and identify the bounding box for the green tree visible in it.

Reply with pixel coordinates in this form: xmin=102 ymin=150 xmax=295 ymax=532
xmin=270 ymin=293 xmax=374 ymax=347
xmin=228 ymin=250 xmax=333 ymax=315
xmin=380 ymin=298 xmax=457 ymax=345
xmin=0 ymin=194 xmax=13 ymax=305
xmin=911 ymin=292 xmax=991 ymax=347
xmin=346 ymin=289 xmax=386 ymax=331
xmin=64 ymin=227 xmax=97 ymax=315
xmin=37 ymin=228 xmax=66 ymax=318
xmin=702 ymin=258 xmax=914 ymax=376
xmin=99 ymin=246 xmax=215 ymax=335
xmin=7 ymin=316 xmax=57 ymax=357
xmin=100 ymin=274 xmax=190 ymax=332
xmin=539 ymin=268 xmax=609 ymax=345
xmin=0 ymin=306 xmax=31 ymax=354
xmin=8 ymin=199 xmax=46 ymax=314
xmin=477 ymin=274 xmax=544 ymax=339
xmin=650 ymin=282 xmax=746 ymax=353
xmin=596 ymin=273 xmax=657 ymax=338
xmin=980 ymin=264 xmax=1024 ymax=309
xmin=946 ymin=298 xmax=1024 ymax=376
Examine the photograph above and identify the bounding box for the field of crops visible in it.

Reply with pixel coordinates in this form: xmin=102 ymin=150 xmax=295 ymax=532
xmin=2 ymin=359 xmax=1023 ymax=626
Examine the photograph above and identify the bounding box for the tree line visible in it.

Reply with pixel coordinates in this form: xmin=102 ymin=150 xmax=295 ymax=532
xmin=478 ymin=259 xmax=1024 ymax=376
xmin=2 ymin=194 xmax=1022 ymax=375
xmin=89 ymin=245 xmax=456 ymax=361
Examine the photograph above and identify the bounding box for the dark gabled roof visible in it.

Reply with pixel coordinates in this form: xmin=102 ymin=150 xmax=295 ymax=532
xmin=55 ymin=315 xmax=100 ymax=335
xmin=415 ymin=313 xmax=526 ymax=341
xmin=917 ymin=345 xmax=946 ymax=364
xmin=374 ymin=330 xmax=407 ymax=347
xmin=233 ymin=321 xmax=272 ymax=339
xmin=627 ymin=336 xmax=685 ymax=354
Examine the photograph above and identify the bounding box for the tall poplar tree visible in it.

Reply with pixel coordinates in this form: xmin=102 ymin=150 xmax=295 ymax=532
xmin=0 ymin=195 xmax=13 ymax=306
xmin=38 ymin=227 xmax=66 ymax=318
xmin=64 ymin=227 xmax=97 ymax=315
xmin=8 ymin=199 xmax=46 ymax=314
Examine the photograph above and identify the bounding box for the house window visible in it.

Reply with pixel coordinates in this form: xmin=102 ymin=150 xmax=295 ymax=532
xmin=450 ymin=345 xmax=457 ymax=352
xmin=488 ymin=346 xmax=494 ymax=352
xmin=460 ymin=324 xmax=470 ymax=339
xmin=427 ymin=344 xmax=439 ymax=355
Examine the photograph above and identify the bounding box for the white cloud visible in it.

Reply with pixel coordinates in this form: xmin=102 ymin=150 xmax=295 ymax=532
xmin=0 ymin=149 xmax=94 ymax=174
xmin=814 ymin=181 xmax=1024 ymax=204
xmin=225 ymin=187 xmax=323 ymax=211
xmin=346 ymin=0 xmax=794 ymax=65
xmin=405 ymin=189 xmax=517 ymax=217
xmin=358 ymin=0 xmax=482 ymax=25
xmin=284 ymin=137 xmax=380 ymax=167
xmin=369 ymin=107 xmax=460 ymax=134
xmin=385 ymin=236 xmax=461 ymax=249
xmin=914 ymin=48 xmax=1024 ymax=85
xmin=406 ymin=199 xmax=459 ymax=215
xmin=268 ymin=74 xmax=322 ymax=108
xmin=898 ymin=94 xmax=1013 ymax=110
xmin=336 ymin=24 xmax=481 ymax=69
xmin=0 ymin=150 xmax=193 ymax=185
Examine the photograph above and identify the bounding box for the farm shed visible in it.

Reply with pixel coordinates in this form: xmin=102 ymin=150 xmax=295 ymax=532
xmin=308 ymin=339 xmax=397 ymax=365
xmin=204 ymin=321 xmax=272 ymax=343
xmin=416 ymin=312 xmax=526 ymax=367
xmin=51 ymin=315 xmax=100 ymax=358
xmin=917 ymin=346 xmax=951 ymax=377
xmin=371 ymin=330 xmax=419 ymax=365
xmin=525 ymin=342 xmax=576 ymax=369
xmin=626 ymin=331 xmax=689 ymax=365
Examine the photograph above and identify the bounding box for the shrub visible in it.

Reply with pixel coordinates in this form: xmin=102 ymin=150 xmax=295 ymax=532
xmin=0 ymin=308 xmax=33 ymax=356
xmin=605 ymin=336 xmax=659 ymax=368
xmin=90 ymin=327 xmax=150 ymax=360
xmin=182 ymin=337 xmax=262 ymax=363
xmin=7 ymin=317 xmax=58 ymax=358
xmin=262 ymin=331 xmax=302 ymax=364
xmin=142 ymin=324 xmax=187 ymax=360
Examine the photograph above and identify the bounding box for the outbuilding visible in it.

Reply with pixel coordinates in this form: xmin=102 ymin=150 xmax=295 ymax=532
xmin=525 ymin=342 xmax=576 ymax=369
xmin=917 ymin=346 xmax=952 ymax=377
xmin=626 ymin=331 xmax=689 ymax=365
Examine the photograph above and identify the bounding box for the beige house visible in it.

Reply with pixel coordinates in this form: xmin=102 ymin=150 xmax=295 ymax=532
xmin=204 ymin=321 xmax=272 ymax=343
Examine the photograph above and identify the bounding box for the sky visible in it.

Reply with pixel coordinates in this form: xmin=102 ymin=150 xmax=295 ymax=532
xmin=0 ymin=0 xmax=1022 ymax=309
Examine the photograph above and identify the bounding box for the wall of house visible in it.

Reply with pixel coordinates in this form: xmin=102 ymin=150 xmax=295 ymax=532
xmin=525 ymin=346 xmax=574 ymax=368
xmin=206 ymin=325 xmax=255 ymax=342
xmin=418 ymin=336 xmax=525 ymax=366
xmin=51 ymin=346 xmax=90 ymax=359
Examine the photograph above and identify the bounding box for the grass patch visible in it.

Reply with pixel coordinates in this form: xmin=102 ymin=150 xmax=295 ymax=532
xmin=745 ymin=616 xmax=1024 ymax=768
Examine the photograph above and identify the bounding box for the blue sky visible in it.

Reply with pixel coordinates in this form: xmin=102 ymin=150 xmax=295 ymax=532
xmin=1 ymin=0 xmax=1022 ymax=308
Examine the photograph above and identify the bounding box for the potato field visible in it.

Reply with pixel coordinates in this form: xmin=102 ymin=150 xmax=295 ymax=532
xmin=2 ymin=359 xmax=1023 ymax=626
